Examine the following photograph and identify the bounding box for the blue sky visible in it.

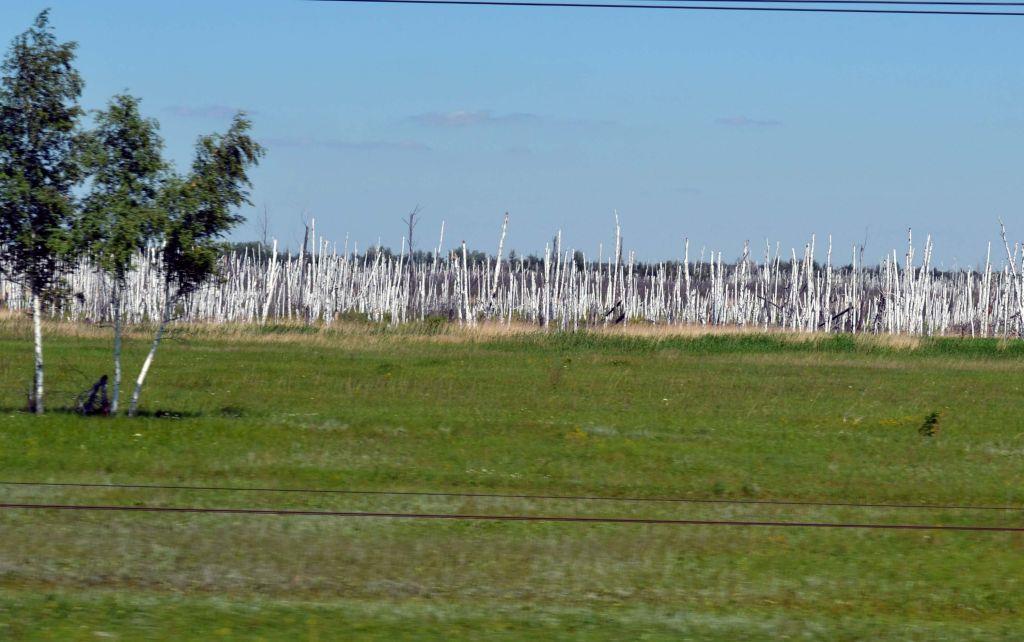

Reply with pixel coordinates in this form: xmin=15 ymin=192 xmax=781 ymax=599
xmin=2 ymin=1 xmax=1022 ymax=265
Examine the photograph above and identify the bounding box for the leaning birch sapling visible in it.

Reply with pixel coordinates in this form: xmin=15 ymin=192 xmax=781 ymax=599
xmin=128 ymin=113 xmax=264 ymax=416
xmin=0 ymin=11 xmax=85 ymax=414
xmin=80 ymin=94 xmax=167 ymax=414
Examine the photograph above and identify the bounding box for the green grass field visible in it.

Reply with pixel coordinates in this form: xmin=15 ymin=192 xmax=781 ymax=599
xmin=1 ymin=319 xmax=1023 ymax=640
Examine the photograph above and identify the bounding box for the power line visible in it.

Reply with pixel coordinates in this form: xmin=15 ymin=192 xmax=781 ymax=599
xmin=313 ymin=0 xmax=1024 ymax=16
xmin=569 ymin=0 xmax=1024 ymax=4
xmin=3 ymin=480 xmax=1021 ymax=512
xmin=2 ymin=502 xmax=1021 ymax=531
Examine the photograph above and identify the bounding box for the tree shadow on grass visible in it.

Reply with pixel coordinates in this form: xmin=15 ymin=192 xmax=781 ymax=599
xmin=0 ymin=406 xmax=206 ymax=419
xmin=126 ymin=408 xmax=207 ymax=419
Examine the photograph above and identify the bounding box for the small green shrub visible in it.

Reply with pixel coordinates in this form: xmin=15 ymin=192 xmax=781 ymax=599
xmin=919 ymin=411 xmax=941 ymax=437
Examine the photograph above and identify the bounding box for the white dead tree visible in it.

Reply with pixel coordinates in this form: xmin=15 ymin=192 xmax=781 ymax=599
xmin=5 ymin=215 xmax=1024 ymax=340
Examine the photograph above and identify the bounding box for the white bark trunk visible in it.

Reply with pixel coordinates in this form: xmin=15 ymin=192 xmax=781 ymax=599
xmin=998 ymin=220 xmax=1024 ymax=336
xmin=461 ymin=240 xmax=471 ymax=325
xmin=129 ymin=284 xmax=172 ymax=417
xmin=32 ymin=293 xmax=44 ymax=415
xmin=261 ymin=239 xmax=278 ymax=324
xmin=490 ymin=212 xmax=509 ymax=307
xmin=111 ymin=280 xmax=122 ymax=414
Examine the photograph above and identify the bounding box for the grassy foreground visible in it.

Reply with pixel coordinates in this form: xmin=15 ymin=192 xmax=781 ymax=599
xmin=1 ymin=319 xmax=1023 ymax=640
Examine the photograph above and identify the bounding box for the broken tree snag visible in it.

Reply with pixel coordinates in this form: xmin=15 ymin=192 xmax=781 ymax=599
xmin=818 ymin=306 xmax=853 ymax=330
xmin=78 ymin=374 xmax=111 ymax=416
xmin=604 ymin=300 xmax=625 ymax=325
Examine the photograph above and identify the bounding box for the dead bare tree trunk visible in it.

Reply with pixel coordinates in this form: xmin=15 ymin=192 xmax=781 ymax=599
xmin=402 ymin=205 xmax=421 ymax=313
xmin=489 ymin=212 xmax=509 ymax=315
xmin=403 ymin=205 xmax=421 ymax=259
xmin=259 ymin=205 xmax=271 ymax=249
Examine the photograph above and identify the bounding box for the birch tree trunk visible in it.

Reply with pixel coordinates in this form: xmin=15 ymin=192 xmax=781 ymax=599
xmin=32 ymin=293 xmax=44 ymax=415
xmin=111 ymin=278 xmax=123 ymax=414
xmin=128 ymin=282 xmax=172 ymax=417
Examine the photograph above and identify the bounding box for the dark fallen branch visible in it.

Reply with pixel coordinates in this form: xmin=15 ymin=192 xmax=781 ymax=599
xmin=756 ymin=294 xmax=784 ymax=311
xmin=603 ymin=300 xmax=626 ymax=325
xmin=604 ymin=300 xmax=624 ymax=318
xmin=818 ymin=306 xmax=853 ymax=329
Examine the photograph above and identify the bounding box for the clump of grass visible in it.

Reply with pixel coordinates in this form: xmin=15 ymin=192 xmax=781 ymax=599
xmin=919 ymin=411 xmax=941 ymax=437
xmin=548 ymin=357 xmax=570 ymax=389
xmin=219 ymin=405 xmax=244 ymax=418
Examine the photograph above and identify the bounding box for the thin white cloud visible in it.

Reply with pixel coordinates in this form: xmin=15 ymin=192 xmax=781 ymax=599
xmin=410 ymin=109 xmax=542 ymax=127
xmin=502 ymin=146 xmax=533 ymax=157
xmin=716 ymin=116 xmax=782 ymax=128
xmin=165 ymin=104 xmax=255 ymax=119
xmin=261 ymin=137 xmax=430 ymax=152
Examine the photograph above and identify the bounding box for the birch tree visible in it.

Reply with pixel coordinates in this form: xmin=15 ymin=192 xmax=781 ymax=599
xmin=0 ymin=11 xmax=84 ymax=414
xmin=80 ymin=94 xmax=166 ymax=414
xmin=128 ymin=113 xmax=263 ymax=416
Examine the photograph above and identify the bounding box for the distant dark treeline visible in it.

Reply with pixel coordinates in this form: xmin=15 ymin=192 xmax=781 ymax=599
xmin=224 ymin=241 xmax=976 ymax=279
